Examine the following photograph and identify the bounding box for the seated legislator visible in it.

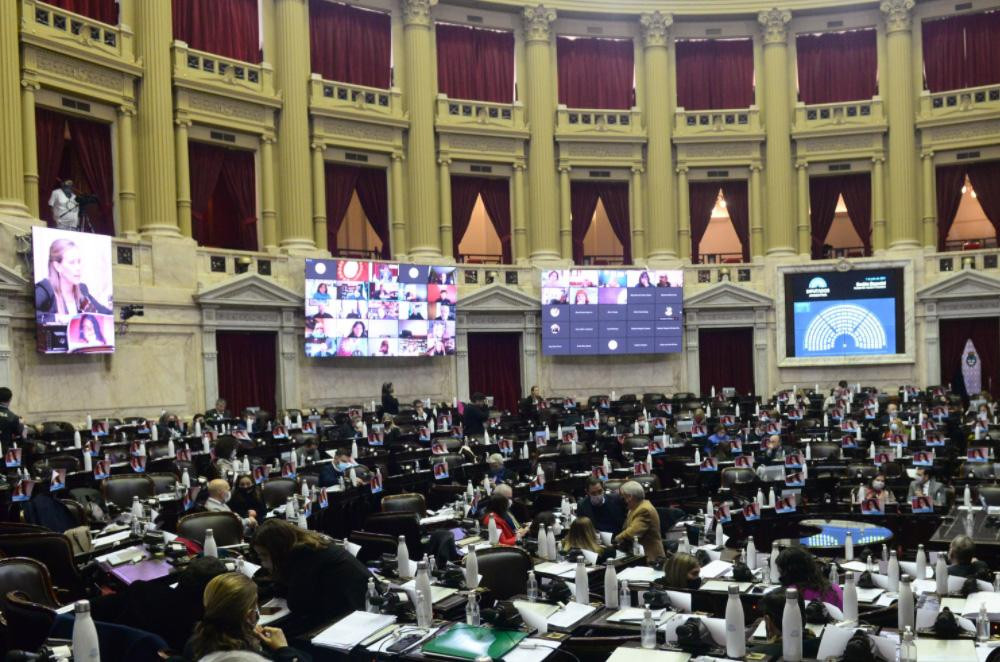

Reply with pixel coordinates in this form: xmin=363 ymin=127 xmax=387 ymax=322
xmin=185 ymin=572 xmax=311 ymax=662
xmin=948 ymin=535 xmax=992 ymax=578
xmin=463 ymin=393 xmax=490 ymax=436
xmin=865 ymin=472 xmax=896 ymax=505
xmin=229 ymin=474 xmax=265 ymax=519
xmin=661 ymin=553 xmax=702 ymax=590
xmin=481 ymin=494 xmax=518 ymax=546
xmin=749 ymin=589 xmax=821 ymax=659
xmin=613 ymin=481 xmax=665 ymax=562
xmin=576 ymin=477 xmax=627 ymax=536
xmin=206 ymin=398 xmax=231 ymax=421
xmin=486 ymin=453 xmax=511 ymax=484
xmin=562 ymin=517 xmax=614 ymax=562
xmin=412 ymin=399 xmax=430 ymax=423
xmin=907 ymin=466 xmax=945 ymax=503
xmin=776 ymin=547 xmax=843 ymax=608
xmin=318 ymin=449 xmax=364 ymax=487
xmin=205 ymin=479 xmax=258 ymax=530
xmin=253 ymin=519 xmax=371 ymax=636
xmin=705 ymin=425 xmax=730 ymax=455
xmin=211 ymin=435 xmax=240 ymax=478
xmin=521 ymin=385 xmax=544 ymax=409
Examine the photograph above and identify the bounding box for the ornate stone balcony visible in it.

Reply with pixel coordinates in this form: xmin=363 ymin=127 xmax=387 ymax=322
xmin=308 ymin=75 xmax=405 ymax=126
xmin=555 ymin=105 xmax=645 ymax=143
xmin=435 ymin=95 xmax=527 ymax=140
xmin=21 ymin=0 xmax=138 ymax=73
xmin=792 ymin=97 xmax=886 ymax=138
xmin=925 ymin=247 xmax=1000 ymax=278
xmin=919 ymin=83 xmax=1000 ymax=125
xmin=172 ymin=41 xmax=276 ymax=104
xmin=673 ymin=106 xmax=762 ymax=141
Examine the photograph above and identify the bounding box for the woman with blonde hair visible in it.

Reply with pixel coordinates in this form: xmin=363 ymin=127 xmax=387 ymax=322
xmin=34 ymin=238 xmax=112 ymax=316
xmin=661 ymin=552 xmax=702 ymax=590
xmin=185 ymin=572 xmax=309 ymax=661
xmin=562 ymin=517 xmax=612 ymax=562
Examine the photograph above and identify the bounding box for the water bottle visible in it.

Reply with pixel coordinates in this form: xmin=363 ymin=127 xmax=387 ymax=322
xmin=994 ymin=571 xmax=1000 ymax=593
xmin=131 ymin=496 xmax=142 ymax=520
xmin=843 ymin=572 xmax=858 ymax=621
xmin=898 ymin=626 xmax=916 ymax=662
xmin=770 ymin=547 xmax=780 ymax=583
xmin=575 ymin=560 xmax=589 ymax=604
xmin=466 ymin=593 xmax=480 ymax=626
xmin=965 ymin=483 xmax=972 ymax=509
xmin=936 ymin=553 xmax=948 ymax=595
xmin=866 ymin=555 xmax=875 ymax=574
xmin=487 ymin=516 xmax=499 ymax=545
xmin=978 ymin=603 xmax=990 ymax=642
xmin=782 ymin=588 xmax=803 ymax=662
xmin=746 ymin=536 xmax=757 ymax=570
xmin=397 ymin=535 xmax=411 ymax=579
xmin=640 ymin=608 xmax=657 ymax=649
xmin=603 ymin=560 xmax=619 ymax=608
xmin=725 ymin=584 xmax=746 ymax=658
xmin=887 ymin=550 xmax=899 ymax=592
xmin=72 ymin=600 xmax=100 ymax=661
xmin=365 ymin=578 xmax=380 ymax=613
xmin=829 ymin=562 xmax=839 ymax=588
xmin=619 ymin=579 xmax=631 ymax=608
xmin=916 ymin=544 xmax=927 ymax=580
xmin=898 ymin=575 xmax=914 ymax=632
xmin=285 ymin=496 xmax=296 ymax=520
xmin=203 ymin=529 xmax=218 ymax=558
xmin=882 ymin=544 xmax=889 ymax=563
xmin=415 ymin=561 xmax=433 ymax=628
xmin=546 ymin=527 xmax=557 ymax=562
xmin=844 ymin=531 xmax=854 ymax=561
xmin=526 ymin=571 xmax=538 ymax=602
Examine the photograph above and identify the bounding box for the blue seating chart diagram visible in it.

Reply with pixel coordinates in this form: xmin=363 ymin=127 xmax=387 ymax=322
xmin=793 ymin=299 xmax=896 ymax=357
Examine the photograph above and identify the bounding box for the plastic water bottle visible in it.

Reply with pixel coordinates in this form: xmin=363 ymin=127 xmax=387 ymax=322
xmin=898 ymin=575 xmax=914 ymax=632
xmin=978 ymin=603 xmax=990 ymax=642
xmin=526 ymin=571 xmax=538 ymax=602
xmin=546 ymin=527 xmax=557 ymax=562
xmin=604 ymin=560 xmax=619 ymax=608
xmin=965 ymin=483 xmax=972 ymax=509
xmin=898 ymin=626 xmax=916 ymax=662
xmin=575 ymin=560 xmax=589 ymax=604
xmin=843 ymin=572 xmax=858 ymax=621
xmin=619 ymin=579 xmax=631 ymax=608
xmin=829 ymin=562 xmax=839 ymax=588
xmin=725 ymin=584 xmax=746 ymax=658
xmin=640 ymin=607 xmax=657 ymax=649
xmin=915 ymin=544 xmax=927 ymax=580
xmin=770 ymin=547 xmax=780 ymax=583
xmin=882 ymin=544 xmax=889 ymax=563
xmin=397 ymin=535 xmax=410 ymax=579
xmin=72 ymin=600 xmax=100 ymax=661
xmin=887 ymin=550 xmax=900 ymax=592
xmin=866 ymin=555 xmax=875 ymax=574
xmin=782 ymin=588 xmax=803 ymax=662
xmin=365 ymin=578 xmax=380 ymax=613
xmin=466 ymin=593 xmax=480 ymax=626
xmin=844 ymin=531 xmax=854 ymax=561
xmin=936 ymin=553 xmax=949 ymax=595
xmin=203 ymin=529 xmax=218 ymax=558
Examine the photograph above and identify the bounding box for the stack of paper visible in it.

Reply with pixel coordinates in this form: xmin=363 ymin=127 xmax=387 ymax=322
xmin=534 ymin=561 xmax=579 ymax=578
xmin=616 ymin=566 xmax=665 ymax=582
xmin=311 ymin=611 xmax=397 ymax=651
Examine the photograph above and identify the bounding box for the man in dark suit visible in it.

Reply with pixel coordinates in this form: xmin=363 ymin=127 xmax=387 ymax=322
xmin=462 ymin=393 xmax=489 ymax=436
xmin=205 ymin=398 xmax=231 ymax=421
xmin=0 ymin=387 xmax=21 ymax=448
xmin=576 ymin=477 xmax=627 ymax=536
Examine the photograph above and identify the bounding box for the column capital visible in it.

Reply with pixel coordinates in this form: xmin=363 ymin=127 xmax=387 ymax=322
xmin=262 ymin=132 xmax=277 ymax=145
xmin=919 ymin=150 xmax=934 ymax=161
xmin=558 ymin=164 xmax=571 ymax=174
xmin=513 ymin=161 xmax=527 ymax=171
xmin=630 ymin=165 xmax=645 ymax=175
xmin=522 ymin=5 xmax=557 ymax=44
xmin=437 ymin=156 xmax=452 ymax=166
xmin=117 ymin=103 xmax=137 ymax=117
xmin=311 ymin=141 xmax=326 ymax=152
xmin=639 ymin=11 xmax=673 ymax=49
xmin=758 ymin=8 xmax=791 ymax=45
xmin=750 ymin=163 xmax=763 ymax=173
xmin=391 ymin=151 xmax=405 ymax=162
xmin=20 ymin=78 xmax=40 ymax=92
xmin=880 ymin=0 xmax=915 ymax=33
xmin=401 ymin=0 xmax=437 ymax=27
xmin=676 ymin=165 xmax=689 ymax=175
xmin=795 ymin=160 xmax=809 ymax=170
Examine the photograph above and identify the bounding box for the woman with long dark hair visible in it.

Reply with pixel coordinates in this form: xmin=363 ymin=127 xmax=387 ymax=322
xmin=776 ymin=546 xmax=843 ymax=608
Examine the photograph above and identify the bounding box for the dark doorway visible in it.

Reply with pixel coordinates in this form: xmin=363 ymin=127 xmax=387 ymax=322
xmin=699 ymin=327 xmax=754 ymax=396
xmin=467 ymin=332 xmax=522 ymax=412
xmin=216 ymin=331 xmax=277 ymax=416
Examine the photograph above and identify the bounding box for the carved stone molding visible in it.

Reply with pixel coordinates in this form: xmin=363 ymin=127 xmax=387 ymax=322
xmin=523 ymin=5 xmax=557 ymax=44
xmin=322 ymin=117 xmax=398 ymax=144
xmin=683 ymin=141 xmax=755 ymax=158
xmin=187 ymin=90 xmax=266 ymax=123
xmin=640 ymin=12 xmax=673 ymax=49
xmin=560 ymin=142 xmax=634 ymax=159
xmin=35 ymin=49 xmax=124 ymax=90
xmin=800 ymin=134 xmax=877 ymax=153
xmin=880 ymin=0 xmax=915 ymax=33
xmin=447 ymin=133 xmax=518 ymax=154
xmin=923 ymin=119 xmax=1000 ymax=146
xmin=401 ymin=0 xmax=437 ymax=27
xmin=758 ymin=8 xmax=791 ymax=45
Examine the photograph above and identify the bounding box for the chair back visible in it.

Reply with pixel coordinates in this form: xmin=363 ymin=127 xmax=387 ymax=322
xmin=979 ymin=485 xmax=1000 ymax=506
xmin=963 ymin=462 xmax=996 ymax=479
xmin=0 ymin=558 xmax=60 ymax=652
xmin=381 ymin=493 xmax=427 ymax=516
xmin=46 ymin=455 xmax=81 ymax=472
xmin=0 ymin=557 xmax=59 ymax=608
xmin=260 ymin=478 xmax=298 ymax=509
xmin=348 ymin=531 xmax=397 ymax=562
xmin=102 ymin=475 xmax=155 ymax=509
xmin=721 ymin=467 xmax=756 ymax=487
xmin=0 ymin=533 xmax=85 ymax=601
xmin=364 ymin=512 xmax=422 ymax=556
xmin=846 ymin=464 xmax=879 ymax=481
xmin=633 ymin=474 xmax=661 ymax=491
xmin=603 ymin=479 xmax=626 ymax=494
xmin=177 ymin=511 xmax=244 ymax=547
xmin=809 ymin=443 xmax=841 ymax=460
xmin=148 ymin=472 xmax=178 ymax=495
xmin=475 ymin=546 xmax=532 ymax=600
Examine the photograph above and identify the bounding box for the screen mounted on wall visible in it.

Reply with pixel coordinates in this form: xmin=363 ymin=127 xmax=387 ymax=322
xmin=33 ymin=227 xmax=115 ymax=355
xmin=784 ymin=268 xmax=905 ymax=359
xmin=305 ymin=259 xmax=457 ymax=358
xmin=540 ymin=269 xmax=684 ymax=356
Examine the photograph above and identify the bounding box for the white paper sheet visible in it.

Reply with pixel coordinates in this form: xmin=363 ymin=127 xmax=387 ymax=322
xmin=899 ymin=561 xmax=934 ymax=580
xmin=547 ymin=601 xmax=597 ymax=629
xmin=617 ymin=566 xmax=665 ymax=582
xmin=606 ymin=607 xmax=667 ymax=623
xmin=599 ymin=531 xmax=613 ymax=545
xmin=698 ymin=560 xmax=733 ymax=579
xmin=665 ymin=590 xmax=692 ymax=612
xmin=311 ymin=611 xmax=397 ymax=651
xmin=534 ymin=561 xmax=578 ymax=578
xmin=344 ymin=541 xmax=361 ymax=557
xmin=605 ymin=649 xmax=691 ymax=662
xmin=501 ymin=637 xmax=562 ymax=662
xmin=399 ymin=580 xmax=457 ymax=605
xmin=258 ymin=597 xmax=289 ymax=626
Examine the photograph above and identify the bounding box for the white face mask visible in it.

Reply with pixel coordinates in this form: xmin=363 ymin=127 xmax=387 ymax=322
xmin=589 ymin=494 xmax=604 ymax=506
xmin=872 ymin=481 xmax=885 ymax=491
xmin=889 ymin=423 xmax=899 ymax=432
xmin=223 ymin=491 xmax=232 ymax=503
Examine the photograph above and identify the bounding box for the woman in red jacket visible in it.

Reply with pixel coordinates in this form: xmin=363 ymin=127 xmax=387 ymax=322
xmin=481 ymin=494 xmax=518 ymax=546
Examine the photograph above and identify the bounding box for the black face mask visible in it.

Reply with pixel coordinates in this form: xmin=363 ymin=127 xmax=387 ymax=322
xmin=238 ymin=486 xmax=254 ymax=493
xmin=687 ymin=577 xmax=702 ymax=590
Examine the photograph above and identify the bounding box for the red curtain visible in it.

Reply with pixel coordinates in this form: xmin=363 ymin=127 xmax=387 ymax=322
xmin=556 ymin=37 xmax=634 ymax=109
xmin=467 ymin=333 xmax=522 ymax=413
xmin=935 ymin=164 xmax=967 ymax=250
xmin=721 ymin=181 xmax=750 ymax=262
xmin=354 ymin=167 xmax=391 ymax=259
xmin=216 ymin=331 xmax=277 ymax=417
xmin=570 ymin=182 xmax=601 ymax=264
xmin=923 ymin=12 xmax=1000 ymax=92
xmin=939 ymin=318 xmax=1000 ymax=396
xmin=594 ymin=182 xmax=632 ymax=264
xmin=796 ymin=29 xmax=877 ymax=104
xmin=699 ymin=328 xmax=755 ymax=396
xmin=35 ymin=108 xmax=68 ymax=227
xmin=808 ymin=175 xmax=843 ymax=259
xmin=48 ymin=0 xmax=118 ymax=24
xmin=675 ymin=39 xmax=755 ymax=110
xmin=218 ymin=148 xmax=258 ymax=251
xmin=478 ymin=178 xmax=513 ymax=264
xmin=189 ymin=142 xmax=257 ymax=251
xmin=324 ymin=164 xmax=360 ymax=252
xmin=839 ymin=173 xmax=873 ymax=255
xmin=309 ymin=0 xmax=391 ymax=88
xmin=688 ymin=181 xmax=720 ymax=264
xmin=436 ymin=24 xmax=515 ymax=103
xmin=450 ymin=176 xmax=482 ymax=259
xmin=66 ymin=117 xmax=115 ymax=236
xmin=172 ymin=0 xmax=261 ymax=63
xmin=965 ymin=161 xmax=1000 ymax=242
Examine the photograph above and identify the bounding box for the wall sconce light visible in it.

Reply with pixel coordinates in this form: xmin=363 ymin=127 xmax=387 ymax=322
xmin=235 ymin=256 xmax=253 ymax=274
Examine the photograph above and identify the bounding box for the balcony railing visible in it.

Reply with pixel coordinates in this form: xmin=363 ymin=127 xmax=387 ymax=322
xmin=435 ymin=95 xmax=526 ymax=135
xmin=457 ymin=253 xmax=504 ymax=265
xmin=331 ymin=248 xmax=383 ymax=260
xmin=173 ymin=41 xmax=274 ymax=98
xmin=556 ymin=105 xmax=645 ymax=140
xmin=309 ymin=75 xmax=403 ymax=121
xmin=579 ymin=255 xmax=626 ymax=266
xmin=686 ymin=262 xmax=760 ymax=285
xmin=927 ymin=245 xmax=1000 ymax=276
xmin=22 ymin=0 xmax=133 ymax=62
xmin=697 ymin=252 xmax=745 ymax=265
xmin=920 ymin=83 xmax=1000 ymax=121
xmin=793 ymin=97 xmax=885 ymax=133
xmin=673 ymin=106 xmax=762 ymax=139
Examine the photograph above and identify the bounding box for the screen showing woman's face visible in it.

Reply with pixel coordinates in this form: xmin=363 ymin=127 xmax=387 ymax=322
xmin=82 ymin=317 xmax=97 ymax=342
xmin=57 ymin=246 xmax=83 ymax=285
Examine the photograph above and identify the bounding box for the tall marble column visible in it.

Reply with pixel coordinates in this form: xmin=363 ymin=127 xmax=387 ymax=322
xmin=512 ymin=162 xmax=528 ymax=262
xmin=920 ymin=150 xmax=936 ymax=249
xmin=881 ymin=0 xmax=919 ymax=249
xmin=677 ymin=166 xmax=690 ymax=260
xmin=0 ymin=0 xmax=28 ymax=219
xmin=757 ymin=8 xmax=795 ymax=256
xmin=749 ymin=164 xmax=764 ymax=259
xmin=260 ymin=135 xmax=278 ymax=251
xmin=135 ymin=0 xmax=179 ymax=234
xmin=174 ymin=118 xmax=192 ymax=237
xmin=640 ymin=11 xmax=676 ymax=263
xmin=795 ymin=161 xmax=810 ymax=256
xmin=402 ymin=0 xmax=441 ymax=260
xmin=873 ymin=156 xmax=887 ymax=252
xmin=274 ymin=0 xmax=315 ymax=250
xmin=116 ymin=105 xmax=137 ymax=236
xmin=523 ymin=5 xmax=560 ymax=262
xmin=558 ymin=165 xmax=572 ymax=260
xmin=438 ymin=157 xmax=453 ymax=258
xmin=21 ymin=78 xmax=40 ymax=218
xmin=389 ymin=152 xmax=407 ymax=258
xmin=311 ymin=142 xmax=328 ymax=252
xmin=630 ymin=166 xmax=645 ymax=262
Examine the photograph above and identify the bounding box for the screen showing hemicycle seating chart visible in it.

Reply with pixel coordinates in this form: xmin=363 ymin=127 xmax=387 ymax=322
xmin=784 ymin=268 xmax=904 ymax=359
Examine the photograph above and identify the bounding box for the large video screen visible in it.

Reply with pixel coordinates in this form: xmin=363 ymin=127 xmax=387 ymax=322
xmin=305 ymin=259 xmax=457 ymax=358
xmin=32 ymin=227 xmax=115 ymax=354
xmin=784 ymin=268 xmax=904 ymax=358
xmin=540 ymin=269 xmax=683 ymax=355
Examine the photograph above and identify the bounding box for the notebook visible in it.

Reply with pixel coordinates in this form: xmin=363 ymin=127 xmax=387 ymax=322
xmin=421 ymin=624 xmax=527 ymax=660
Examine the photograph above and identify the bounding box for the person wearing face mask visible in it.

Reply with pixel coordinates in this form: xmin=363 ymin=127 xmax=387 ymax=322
xmin=211 ymin=435 xmax=241 ymax=479
xmin=157 ymin=411 xmax=184 ymax=440
xmin=486 ymin=453 xmax=510 ymax=484
xmin=412 ymin=399 xmax=430 ymax=423
xmin=660 ymin=552 xmax=702 ymax=590
xmin=881 ymin=403 xmax=900 ymax=425
xmin=907 ymin=466 xmax=945 ymax=503
xmin=576 ymin=477 xmax=627 ymax=536
xmin=184 ymin=572 xmax=310 ymax=661
xmin=865 ymin=472 xmax=895 ymax=504
xmin=229 ymin=474 xmax=265 ymax=520
xmin=317 ymin=449 xmax=367 ymax=487
xmin=481 ymin=494 xmax=519 ymax=545
xmin=205 ymin=479 xmax=258 ymax=530
xmin=614 ymin=481 xmax=666 ymax=562
xmin=776 ymin=546 xmax=843 ymax=608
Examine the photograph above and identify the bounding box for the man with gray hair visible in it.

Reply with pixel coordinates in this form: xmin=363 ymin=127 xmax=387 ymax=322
xmin=613 ymin=480 xmax=665 ymax=562
xmin=487 ymin=452 xmax=510 ymax=483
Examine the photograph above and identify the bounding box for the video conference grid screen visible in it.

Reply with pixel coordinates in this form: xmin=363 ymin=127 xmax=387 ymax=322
xmin=540 ymin=269 xmax=684 ymax=356
xmin=305 ymin=259 xmax=457 ymax=358
xmin=784 ymin=268 xmax=905 ymax=359
xmin=33 ymin=227 xmax=115 ymax=355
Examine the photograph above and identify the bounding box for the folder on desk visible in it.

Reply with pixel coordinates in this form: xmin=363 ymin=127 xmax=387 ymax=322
xmin=421 ymin=624 xmax=527 ymax=660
